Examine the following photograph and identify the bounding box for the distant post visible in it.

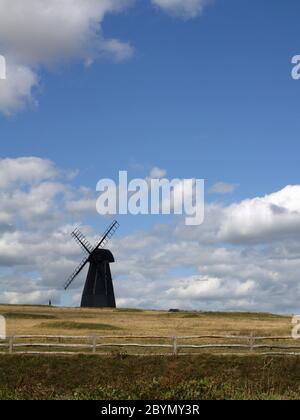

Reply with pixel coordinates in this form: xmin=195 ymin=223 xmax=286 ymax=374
xmin=249 ymin=333 xmax=255 ymax=352
xmin=0 ymin=55 xmax=6 ymax=80
xmin=0 ymin=316 xmax=6 ymax=340
xmin=173 ymin=336 xmax=178 ymax=356
xmin=9 ymin=336 xmax=14 ymax=354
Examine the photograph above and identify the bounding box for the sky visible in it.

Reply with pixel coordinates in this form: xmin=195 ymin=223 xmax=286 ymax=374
xmin=0 ymin=0 xmax=300 ymax=313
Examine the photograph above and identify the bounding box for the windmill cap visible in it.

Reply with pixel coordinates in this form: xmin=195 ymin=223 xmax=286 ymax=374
xmin=90 ymin=249 xmax=115 ymax=263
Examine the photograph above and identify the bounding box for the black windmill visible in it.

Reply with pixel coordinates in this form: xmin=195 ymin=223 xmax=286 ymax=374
xmin=64 ymin=220 xmax=119 ymax=308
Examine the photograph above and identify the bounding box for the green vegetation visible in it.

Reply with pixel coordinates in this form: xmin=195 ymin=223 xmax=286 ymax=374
xmin=115 ymin=308 xmax=144 ymax=313
xmin=163 ymin=311 xmax=287 ymax=320
xmin=0 ymin=354 xmax=300 ymax=400
xmin=3 ymin=312 xmax=57 ymax=320
xmin=37 ymin=321 xmax=122 ymax=331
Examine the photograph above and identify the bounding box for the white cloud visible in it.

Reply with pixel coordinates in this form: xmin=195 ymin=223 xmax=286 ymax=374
xmin=0 ymin=157 xmax=57 ymax=189
xmin=65 ymin=198 xmax=96 ymax=214
xmin=151 ymin=0 xmax=211 ymax=18
xmin=166 ymin=276 xmax=256 ymax=301
xmin=100 ymin=39 xmax=134 ymax=62
xmin=209 ymin=182 xmax=239 ymax=194
xmin=0 ymin=0 xmax=133 ymax=64
xmin=0 ymin=64 xmax=38 ymax=115
xmin=145 ymin=166 xmax=168 ymax=187
xmin=219 ymin=185 xmax=300 ymax=244
xmin=149 ymin=167 xmax=167 ymax=179
xmin=0 ymin=289 xmax=60 ymax=305
xmin=0 ymin=0 xmax=134 ymax=114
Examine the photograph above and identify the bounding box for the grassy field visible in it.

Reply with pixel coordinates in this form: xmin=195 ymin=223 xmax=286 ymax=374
xmin=0 ymin=304 xmax=292 ymax=337
xmin=0 ymin=305 xmax=298 ymax=400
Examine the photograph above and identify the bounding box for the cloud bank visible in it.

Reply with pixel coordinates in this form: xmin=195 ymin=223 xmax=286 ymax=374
xmin=1 ymin=157 xmax=300 ymax=314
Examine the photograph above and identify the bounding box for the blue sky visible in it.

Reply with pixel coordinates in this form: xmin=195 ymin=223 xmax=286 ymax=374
xmin=1 ymin=0 xmax=300 ymax=311
xmin=1 ymin=0 xmax=300 ymax=201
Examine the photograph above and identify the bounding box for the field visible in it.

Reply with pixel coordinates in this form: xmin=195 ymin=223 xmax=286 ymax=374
xmin=0 ymin=304 xmax=291 ymax=337
xmin=0 ymin=304 xmax=299 ymax=400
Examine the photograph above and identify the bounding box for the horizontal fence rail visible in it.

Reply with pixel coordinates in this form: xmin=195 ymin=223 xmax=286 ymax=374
xmin=0 ymin=334 xmax=300 ymax=356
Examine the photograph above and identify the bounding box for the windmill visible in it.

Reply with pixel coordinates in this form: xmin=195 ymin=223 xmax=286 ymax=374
xmin=64 ymin=220 xmax=119 ymax=308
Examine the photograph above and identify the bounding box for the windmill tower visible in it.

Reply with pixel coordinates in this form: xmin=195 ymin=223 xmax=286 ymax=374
xmin=64 ymin=220 xmax=119 ymax=308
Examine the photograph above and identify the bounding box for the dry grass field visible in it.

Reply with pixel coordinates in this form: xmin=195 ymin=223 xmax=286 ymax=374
xmin=1 ymin=305 xmax=300 ymax=400
xmin=0 ymin=304 xmax=292 ymax=337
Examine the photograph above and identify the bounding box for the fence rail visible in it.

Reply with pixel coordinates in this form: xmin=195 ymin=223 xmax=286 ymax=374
xmin=0 ymin=334 xmax=299 ymax=356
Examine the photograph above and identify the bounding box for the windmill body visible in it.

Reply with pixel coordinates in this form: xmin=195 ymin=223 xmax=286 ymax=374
xmin=81 ymin=249 xmax=116 ymax=308
xmin=64 ymin=221 xmax=119 ymax=308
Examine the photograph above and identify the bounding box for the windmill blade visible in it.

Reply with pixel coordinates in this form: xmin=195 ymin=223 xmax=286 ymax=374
xmin=64 ymin=256 xmax=89 ymax=290
xmin=64 ymin=220 xmax=119 ymax=292
xmin=91 ymin=220 xmax=120 ymax=252
xmin=71 ymin=228 xmax=93 ymax=255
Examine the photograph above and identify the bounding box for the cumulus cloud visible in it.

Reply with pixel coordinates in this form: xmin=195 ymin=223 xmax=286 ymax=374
xmin=0 ymin=157 xmax=56 ymax=189
xmin=0 ymin=289 xmax=60 ymax=305
xmin=218 ymin=186 xmax=300 ymax=244
xmin=1 ymin=157 xmax=300 ymax=313
xmin=0 ymin=0 xmax=134 ymax=114
xmin=65 ymin=186 xmax=96 ymax=214
xmin=114 ymin=185 xmax=300 ymax=313
xmin=0 ymin=0 xmax=133 ymax=62
xmin=151 ymin=0 xmax=211 ymax=18
xmin=0 ymin=64 xmax=38 ymax=114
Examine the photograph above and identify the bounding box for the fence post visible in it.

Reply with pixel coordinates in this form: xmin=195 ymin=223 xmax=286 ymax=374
xmin=173 ymin=336 xmax=178 ymax=356
xmin=249 ymin=333 xmax=254 ymax=353
xmin=9 ymin=336 xmax=14 ymax=354
xmin=92 ymin=336 xmax=97 ymax=354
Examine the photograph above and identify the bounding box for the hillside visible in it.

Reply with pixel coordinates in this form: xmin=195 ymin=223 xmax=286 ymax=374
xmin=0 ymin=305 xmax=291 ymax=337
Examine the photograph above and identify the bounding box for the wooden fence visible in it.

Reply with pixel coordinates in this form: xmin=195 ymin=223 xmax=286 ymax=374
xmin=0 ymin=334 xmax=300 ymax=356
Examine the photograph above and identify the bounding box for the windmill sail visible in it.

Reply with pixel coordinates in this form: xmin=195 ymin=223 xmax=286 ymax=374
xmin=64 ymin=256 xmax=89 ymax=290
xmin=91 ymin=220 xmax=119 ymax=253
xmin=71 ymin=228 xmax=93 ymax=255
